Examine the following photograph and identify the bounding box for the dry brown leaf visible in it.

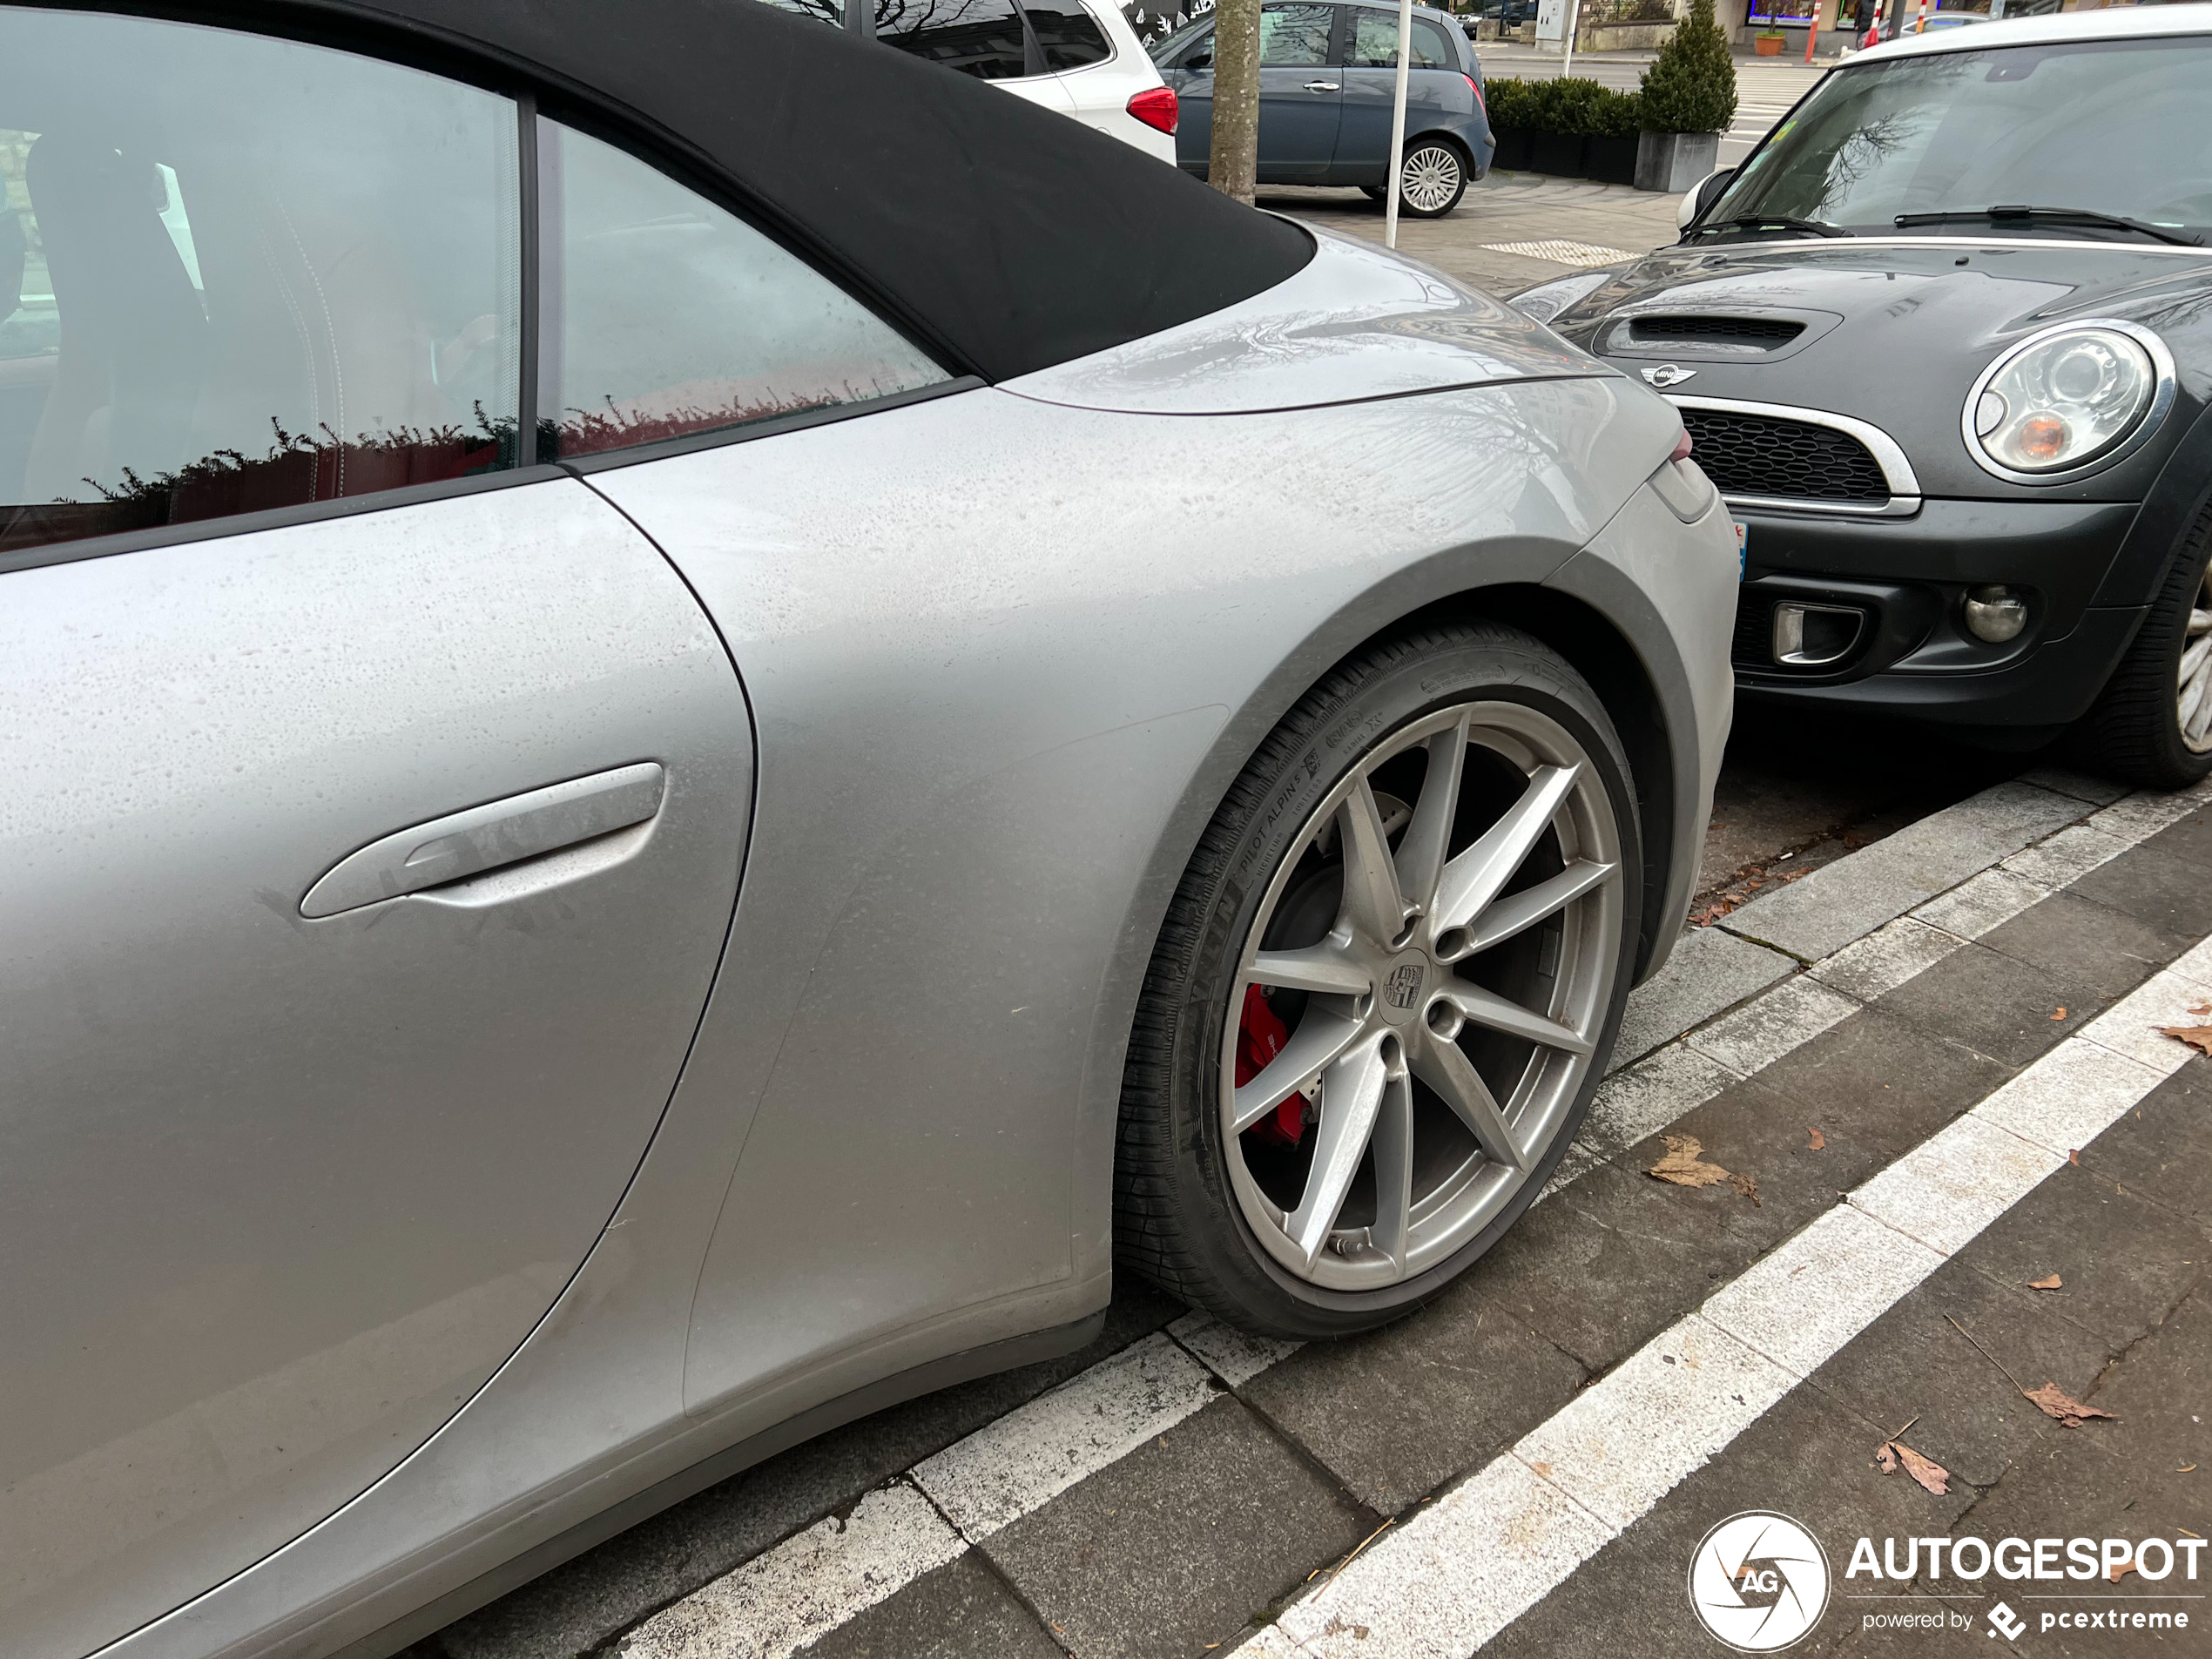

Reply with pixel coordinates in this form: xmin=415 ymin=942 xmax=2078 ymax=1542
xmin=1807 ymin=1126 xmax=1826 ymax=1150
xmin=2188 ymin=1002 xmax=2212 ymax=1016
xmin=1875 ymin=1440 xmax=1951 ymax=1494
xmin=2028 ymin=1273 xmax=2063 ymax=1291
xmin=2158 ymin=1023 xmax=2212 ymax=1057
xmin=2110 ymin=1560 xmax=2138 ymax=1584
xmin=1648 ymin=1135 xmax=1732 ymax=1189
xmin=2051 ymin=1007 xmax=2067 ymax=1021
xmin=2068 ymin=1149 xmax=2080 ymax=1165
xmin=2024 ymin=1381 xmax=2116 ymax=1428
xmin=1730 ymin=1170 xmax=1762 ymax=1206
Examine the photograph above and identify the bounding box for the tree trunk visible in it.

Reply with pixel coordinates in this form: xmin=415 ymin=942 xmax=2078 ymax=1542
xmin=1207 ymin=0 xmax=1262 ymax=205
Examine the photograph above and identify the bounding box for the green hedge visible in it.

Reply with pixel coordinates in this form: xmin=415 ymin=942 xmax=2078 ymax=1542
xmin=1485 ymin=77 xmax=1642 ymax=138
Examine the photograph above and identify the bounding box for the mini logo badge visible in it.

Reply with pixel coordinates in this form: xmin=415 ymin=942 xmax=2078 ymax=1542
xmin=1688 ymin=1513 xmax=1831 ymax=1652
xmin=1642 ymin=363 xmax=1697 ymax=388
xmin=1384 ymin=962 xmax=1425 ymax=1009
xmin=1986 ymin=1602 xmax=2026 ymax=1640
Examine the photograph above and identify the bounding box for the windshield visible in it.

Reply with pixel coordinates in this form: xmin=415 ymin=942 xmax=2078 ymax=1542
xmin=1709 ymin=36 xmax=2212 ymax=239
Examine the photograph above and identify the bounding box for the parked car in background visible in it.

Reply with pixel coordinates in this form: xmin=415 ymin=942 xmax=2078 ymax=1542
xmin=1514 ymin=6 xmax=2212 ymax=786
xmin=764 ymin=0 xmax=1180 ymax=160
xmin=1152 ymin=0 xmax=1495 ymax=215
xmin=1 ymin=1 xmax=1732 ymax=1655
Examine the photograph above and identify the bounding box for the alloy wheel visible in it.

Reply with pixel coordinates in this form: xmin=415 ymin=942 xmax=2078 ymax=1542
xmin=1217 ymin=700 xmax=1623 ymax=1291
xmin=2178 ymin=564 xmax=2212 ymax=752
xmin=1399 ymin=145 xmax=1462 ymax=214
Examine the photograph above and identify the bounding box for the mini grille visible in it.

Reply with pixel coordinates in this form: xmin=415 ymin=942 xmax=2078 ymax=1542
xmin=1681 ymin=408 xmax=1891 ymax=503
xmin=1629 ymin=314 xmax=1805 ymax=348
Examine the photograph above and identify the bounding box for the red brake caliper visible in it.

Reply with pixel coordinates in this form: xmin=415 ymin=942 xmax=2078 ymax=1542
xmin=1235 ymin=984 xmax=1306 ymax=1146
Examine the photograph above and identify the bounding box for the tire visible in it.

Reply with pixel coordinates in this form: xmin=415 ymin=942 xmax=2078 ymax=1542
xmin=1395 ymin=138 xmax=1469 ymax=218
xmin=1115 ymin=624 xmax=1643 ymax=1339
xmin=2075 ymin=507 xmax=2212 ymax=788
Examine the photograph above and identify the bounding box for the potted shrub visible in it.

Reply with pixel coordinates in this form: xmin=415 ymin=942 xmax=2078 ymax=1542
xmin=1483 ymin=77 xmax=1535 ymax=171
xmin=1531 ymin=76 xmax=1605 ymax=177
xmin=1635 ymin=0 xmax=1737 ymax=192
xmin=1583 ymin=87 xmax=1642 ymax=185
xmin=1754 ymin=25 xmax=1786 ymax=52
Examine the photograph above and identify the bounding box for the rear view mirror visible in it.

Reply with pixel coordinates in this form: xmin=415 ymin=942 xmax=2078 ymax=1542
xmin=1675 ymin=166 xmax=1737 ymax=233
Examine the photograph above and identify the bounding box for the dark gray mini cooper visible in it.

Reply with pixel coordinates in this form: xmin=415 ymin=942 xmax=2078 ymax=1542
xmin=1513 ymin=9 xmax=2212 ymax=785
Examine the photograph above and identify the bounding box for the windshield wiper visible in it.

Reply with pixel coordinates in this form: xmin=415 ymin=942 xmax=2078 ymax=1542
xmin=1892 ymin=206 xmax=2204 ymax=247
xmin=1689 ymin=214 xmax=1850 ymax=239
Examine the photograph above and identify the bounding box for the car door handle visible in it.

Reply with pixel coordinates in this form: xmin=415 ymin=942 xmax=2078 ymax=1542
xmin=301 ymin=762 xmax=665 ymax=918
xmin=1305 ymin=79 xmax=1340 ymax=91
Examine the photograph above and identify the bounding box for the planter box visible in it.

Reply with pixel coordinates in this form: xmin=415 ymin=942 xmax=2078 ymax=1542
xmin=1491 ymin=127 xmax=1534 ymax=171
xmin=1585 ymin=134 xmax=1639 ymax=185
xmin=1635 ymin=128 xmax=1721 ymax=192
xmin=1754 ymin=31 xmax=1784 ymax=51
xmin=1530 ymin=129 xmax=1588 ymax=178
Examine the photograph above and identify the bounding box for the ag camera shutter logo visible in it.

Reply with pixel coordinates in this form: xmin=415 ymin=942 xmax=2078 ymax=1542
xmin=1688 ymin=1512 xmax=1831 ymax=1651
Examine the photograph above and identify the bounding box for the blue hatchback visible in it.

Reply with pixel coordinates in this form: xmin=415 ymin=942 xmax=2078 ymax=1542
xmin=1150 ymin=1 xmax=1494 ymax=215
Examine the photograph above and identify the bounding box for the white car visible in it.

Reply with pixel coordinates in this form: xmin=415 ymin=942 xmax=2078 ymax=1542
xmin=770 ymin=0 xmax=1181 ymax=163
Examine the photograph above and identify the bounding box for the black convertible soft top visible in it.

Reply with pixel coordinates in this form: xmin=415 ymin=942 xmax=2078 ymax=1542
xmin=269 ymin=0 xmax=1313 ymax=381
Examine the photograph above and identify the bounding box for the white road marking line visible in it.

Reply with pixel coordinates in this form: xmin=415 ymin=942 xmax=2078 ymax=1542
xmin=1171 ymin=1309 xmax=1303 ymax=1386
xmin=1912 ymin=866 xmax=2049 ymax=941
xmin=1480 ymin=239 xmax=1636 ymax=267
xmin=1577 ymin=1042 xmax=1743 ymax=1157
xmin=619 ymin=1482 xmax=963 ymax=1659
xmin=1683 ymin=973 xmax=1858 ymax=1076
xmin=909 ymin=1331 xmax=1214 ymax=1540
xmin=1266 ymin=1004 xmax=2198 ymax=1659
xmin=1811 ymin=914 xmax=1963 ymax=1000
xmin=2076 ymin=965 xmax=2212 ymax=1076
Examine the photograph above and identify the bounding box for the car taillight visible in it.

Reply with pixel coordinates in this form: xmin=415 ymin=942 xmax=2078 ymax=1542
xmin=1127 ymin=85 xmax=1178 ymax=135
xmin=1465 ymin=72 xmax=1484 ymax=113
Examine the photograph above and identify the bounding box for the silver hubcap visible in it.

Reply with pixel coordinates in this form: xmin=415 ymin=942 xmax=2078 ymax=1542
xmin=1400 ymin=145 xmax=1460 ymax=213
xmin=1219 ymin=701 xmax=1623 ymax=1291
xmin=2179 ymin=568 xmax=2212 ymax=753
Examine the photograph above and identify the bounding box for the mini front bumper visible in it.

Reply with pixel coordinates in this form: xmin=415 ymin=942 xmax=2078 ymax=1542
xmin=1728 ymin=496 xmax=2146 ymax=732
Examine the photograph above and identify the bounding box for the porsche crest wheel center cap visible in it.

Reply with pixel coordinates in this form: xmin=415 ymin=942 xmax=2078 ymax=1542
xmin=1378 ymin=952 xmax=1429 ymax=1025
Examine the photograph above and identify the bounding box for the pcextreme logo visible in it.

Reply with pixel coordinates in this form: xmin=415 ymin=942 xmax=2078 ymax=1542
xmin=1688 ymin=1512 xmax=1832 ymax=1652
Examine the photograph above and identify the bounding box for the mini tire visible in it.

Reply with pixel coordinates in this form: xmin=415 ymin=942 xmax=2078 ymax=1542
xmin=2076 ymin=507 xmax=2212 ymax=788
xmin=1115 ymin=624 xmax=1642 ymax=1339
xmin=1395 ymin=138 xmax=1468 ymax=218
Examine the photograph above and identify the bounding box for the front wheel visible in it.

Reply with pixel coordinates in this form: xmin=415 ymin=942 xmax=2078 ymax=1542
xmin=1395 ymin=138 xmax=1468 ymax=218
xmin=2075 ymin=509 xmax=2212 ymax=787
xmin=1114 ymin=624 xmax=1642 ymax=1339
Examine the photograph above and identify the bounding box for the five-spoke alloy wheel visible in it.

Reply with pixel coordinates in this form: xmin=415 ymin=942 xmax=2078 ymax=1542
xmin=1116 ymin=625 xmax=1642 ymax=1338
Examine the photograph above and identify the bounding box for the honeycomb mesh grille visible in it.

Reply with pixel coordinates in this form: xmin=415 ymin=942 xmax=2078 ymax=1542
xmin=1682 ymin=408 xmax=1892 ymax=503
xmin=1629 ymin=314 xmax=1804 ymax=347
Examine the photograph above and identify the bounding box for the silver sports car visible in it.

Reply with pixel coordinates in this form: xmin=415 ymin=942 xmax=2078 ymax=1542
xmin=0 ymin=2 xmax=1735 ymax=1654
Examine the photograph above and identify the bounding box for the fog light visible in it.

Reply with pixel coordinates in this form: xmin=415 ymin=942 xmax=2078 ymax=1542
xmin=1772 ymin=603 xmax=1865 ymax=667
xmin=1963 ymin=584 xmax=2027 ymax=644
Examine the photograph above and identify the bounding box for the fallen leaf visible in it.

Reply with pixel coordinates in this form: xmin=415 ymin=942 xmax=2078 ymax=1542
xmin=1807 ymin=1126 xmax=1826 ymax=1150
xmin=1530 ymin=1460 xmax=1553 ymax=1478
xmin=1888 ymin=1441 xmax=1951 ymax=1495
xmin=2189 ymin=1002 xmax=2212 ymax=1016
xmin=2051 ymin=1007 xmax=2067 ymax=1021
xmin=1648 ymin=1134 xmax=1732 ymax=1189
xmin=2110 ymin=1560 xmax=2137 ymax=1584
xmin=2068 ymin=1149 xmax=2080 ymax=1165
xmin=1876 ymin=1441 xmax=1897 ymax=1474
xmin=2024 ymin=1381 xmax=2116 ymax=1429
xmin=2180 ymin=1464 xmax=2198 ymax=1474
xmin=2158 ymin=1023 xmax=2212 ymax=1057
xmin=1730 ymin=1170 xmax=1762 ymax=1206
xmin=2028 ymin=1273 xmax=2063 ymax=1291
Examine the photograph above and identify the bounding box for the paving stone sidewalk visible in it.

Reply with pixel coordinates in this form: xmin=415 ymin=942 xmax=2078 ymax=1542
xmin=410 ymin=769 xmax=2212 ymax=1659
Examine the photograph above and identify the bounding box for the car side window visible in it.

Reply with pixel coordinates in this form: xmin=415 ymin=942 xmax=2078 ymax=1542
xmin=1174 ymin=25 xmax=1216 ymax=70
xmin=1025 ymin=0 xmax=1113 ymax=70
xmin=1347 ymin=10 xmax=1458 ymax=68
xmin=875 ymin=0 xmax=1037 ymax=78
xmin=1259 ymin=4 xmax=1337 ymax=65
xmin=538 ymin=120 xmax=948 ymax=462
xmin=0 ymin=8 xmax=522 ymax=558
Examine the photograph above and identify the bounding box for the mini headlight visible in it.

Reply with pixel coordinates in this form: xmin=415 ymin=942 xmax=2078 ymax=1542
xmin=1963 ymin=320 xmax=2175 ymax=483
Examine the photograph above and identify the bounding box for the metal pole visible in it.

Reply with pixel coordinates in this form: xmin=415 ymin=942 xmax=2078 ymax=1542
xmin=1804 ymin=0 xmax=1817 ymax=59
xmin=1562 ymin=0 xmax=1580 ymax=78
xmin=1385 ymin=0 xmax=1414 ymax=246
